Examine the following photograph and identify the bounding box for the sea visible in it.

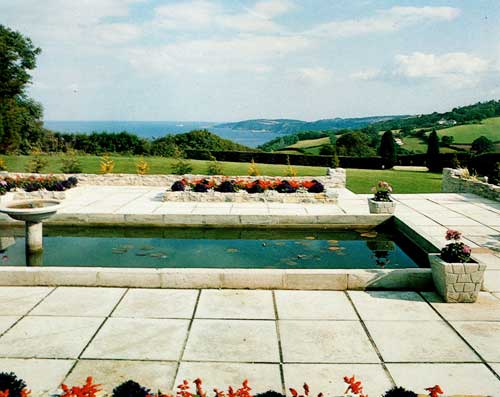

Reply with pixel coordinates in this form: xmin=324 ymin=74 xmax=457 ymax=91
xmin=43 ymin=120 xmax=282 ymax=148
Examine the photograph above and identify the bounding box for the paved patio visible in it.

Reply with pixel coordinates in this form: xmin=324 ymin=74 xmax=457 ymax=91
xmin=0 ymin=287 xmax=499 ymax=396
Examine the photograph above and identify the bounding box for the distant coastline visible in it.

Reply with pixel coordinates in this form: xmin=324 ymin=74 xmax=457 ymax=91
xmin=43 ymin=120 xmax=282 ymax=148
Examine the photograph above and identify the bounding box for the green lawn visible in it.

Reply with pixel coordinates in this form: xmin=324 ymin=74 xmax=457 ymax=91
xmin=0 ymin=154 xmax=327 ymax=177
xmin=401 ymin=136 xmax=457 ymax=154
xmin=287 ymin=137 xmax=331 ymax=149
xmin=438 ymin=117 xmax=500 ymax=144
xmin=0 ymin=154 xmax=443 ymax=193
xmin=346 ymin=168 xmax=442 ymax=193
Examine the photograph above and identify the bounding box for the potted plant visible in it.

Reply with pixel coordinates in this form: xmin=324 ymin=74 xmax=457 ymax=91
xmin=429 ymin=229 xmax=486 ymax=303
xmin=368 ymin=181 xmax=396 ymax=214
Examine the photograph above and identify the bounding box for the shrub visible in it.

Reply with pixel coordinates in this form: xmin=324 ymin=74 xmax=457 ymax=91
xmin=276 ymin=180 xmax=297 ymax=193
xmin=99 ymin=154 xmax=115 ymax=174
xmin=306 ymin=180 xmax=324 ymax=193
xmin=382 ymin=386 xmax=417 ymax=397
xmin=207 ymin=155 xmax=224 ymax=175
xmin=135 ymin=159 xmax=149 ymax=175
xmin=215 ymin=180 xmax=236 ymax=193
xmin=0 ymin=159 xmax=7 ymax=171
xmin=449 ymin=153 xmax=460 ymax=169
xmin=471 ymin=135 xmax=494 ymax=154
xmin=319 ymin=144 xmax=336 ymax=156
xmin=488 ymin=162 xmax=500 ymax=185
xmin=248 ymin=158 xmax=260 ymax=176
xmin=171 ymin=159 xmax=193 ymax=175
xmin=25 ymin=151 xmax=48 ymax=173
xmin=171 ymin=181 xmax=186 ymax=191
xmin=0 ymin=372 xmax=30 ymax=397
xmin=60 ymin=151 xmax=82 ymax=174
xmin=112 ymin=380 xmax=150 ymax=397
xmin=193 ymin=183 xmax=209 ymax=192
xmin=330 ymin=149 xmax=340 ymax=168
xmin=254 ymin=392 xmax=285 ymax=397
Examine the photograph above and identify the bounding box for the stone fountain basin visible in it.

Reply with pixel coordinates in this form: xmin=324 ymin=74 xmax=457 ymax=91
xmin=0 ymin=199 xmax=62 ymax=222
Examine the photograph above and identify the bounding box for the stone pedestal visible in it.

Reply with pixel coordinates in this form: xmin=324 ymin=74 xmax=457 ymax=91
xmin=25 ymin=221 xmax=43 ymax=253
xmin=429 ymin=254 xmax=486 ymax=303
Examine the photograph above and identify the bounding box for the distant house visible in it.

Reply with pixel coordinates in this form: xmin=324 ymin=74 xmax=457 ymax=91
xmin=437 ymin=118 xmax=457 ymax=126
xmin=394 ymin=138 xmax=404 ymax=146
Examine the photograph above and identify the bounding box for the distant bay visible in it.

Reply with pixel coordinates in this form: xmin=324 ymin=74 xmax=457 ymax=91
xmin=43 ymin=120 xmax=282 ymax=148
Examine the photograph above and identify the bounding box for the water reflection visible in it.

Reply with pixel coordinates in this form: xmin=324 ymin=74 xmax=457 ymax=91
xmin=366 ymin=240 xmax=395 ymax=268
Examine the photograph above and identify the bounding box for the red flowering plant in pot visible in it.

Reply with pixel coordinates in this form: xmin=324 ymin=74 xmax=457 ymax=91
xmin=367 ymin=181 xmax=396 ymax=214
xmin=429 ymin=229 xmax=485 ymax=303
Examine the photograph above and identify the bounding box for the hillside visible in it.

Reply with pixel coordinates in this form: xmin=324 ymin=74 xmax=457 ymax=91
xmin=216 ymin=115 xmax=404 ymax=135
xmin=437 ymin=116 xmax=500 ymax=144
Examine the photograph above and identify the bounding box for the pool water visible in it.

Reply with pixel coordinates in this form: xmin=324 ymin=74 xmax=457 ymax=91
xmin=0 ymin=226 xmax=426 ymax=269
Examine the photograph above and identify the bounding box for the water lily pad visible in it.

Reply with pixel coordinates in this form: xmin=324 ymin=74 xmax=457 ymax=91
xmin=286 ymin=260 xmax=298 ymax=266
xmin=140 ymin=245 xmax=154 ymax=251
xmin=295 ymin=241 xmax=312 ymax=246
xmin=360 ymin=231 xmax=378 ymax=238
xmin=149 ymin=252 xmax=165 ymax=258
xmin=297 ymin=254 xmax=307 ymax=259
xmin=274 ymin=242 xmax=286 ymax=246
xmin=135 ymin=252 xmax=148 ymax=257
xmin=112 ymin=248 xmax=127 ymax=254
xmin=328 ymin=246 xmax=342 ymax=251
xmin=226 ymin=248 xmax=239 ymax=253
xmin=305 ymin=236 xmax=316 ymax=240
xmin=121 ymin=244 xmax=134 ymax=250
xmin=327 ymin=240 xmax=338 ymax=244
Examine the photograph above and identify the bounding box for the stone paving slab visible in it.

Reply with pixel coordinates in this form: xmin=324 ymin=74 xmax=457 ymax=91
xmin=0 ymin=316 xmax=20 ymax=334
xmin=365 ymin=320 xmax=480 ymax=362
xmin=0 ymin=287 xmax=53 ymax=315
xmin=112 ymin=289 xmax=198 ymax=319
xmin=348 ymin=291 xmax=440 ymax=321
xmin=386 ymin=363 xmax=500 ymax=396
xmin=279 ymin=320 xmax=379 ymax=363
xmin=64 ymin=360 xmax=177 ymax=395
xmin=30 ymin=287 xmax=125 ymax=317
xmin=451 ymin=321 xmax=500 ymax=362
xmin=0 ymin=316 xmax=104 ymax=358
xmin=275 ymin=290 xmax=357 ymax=320
xmin=183 ymin=319 xmax=280 ymax=362
xmin=283 ymin=364 xmax=392 ymax=397
xmin=196 ymin=290 xmax=275 ymax=319
xmin=175 ymin=362 xmax=283 ymax=395
xmin=0 ymin=359 xmax=74 ymax=397
xmin=82 ymin=318 xmax=189 ymax=360
xmin=422 ymin=292 xmax=500 ymax=321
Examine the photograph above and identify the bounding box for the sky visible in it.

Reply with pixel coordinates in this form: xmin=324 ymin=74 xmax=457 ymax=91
xmin=1 ymin=0 xmax=500 ymax=122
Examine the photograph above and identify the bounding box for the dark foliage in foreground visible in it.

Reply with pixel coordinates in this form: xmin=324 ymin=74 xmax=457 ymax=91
xmin=0 ymin=372 xmax=28 ymax=397
xmin=382 ymin=386 xmax=418 ymax=397
xmin=254 ymin=391 xmax=286 ymax=397
xmin=112 ymin=380 xmax=151 ymax=397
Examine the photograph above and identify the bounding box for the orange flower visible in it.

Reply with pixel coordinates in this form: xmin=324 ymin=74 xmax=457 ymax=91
xmin=425 ymin=385 xmax=443 ymax=397
xmin=343 ymin=375 xmax=364 ymax=395
xmin=289 ymin=180 xmax=300 ymax=189
xmin=20 ymin=389 xmax=31 ymax=397
xmin=60 ymin=376 xmax=101 ymax=397
xmin=0 ymin=390 xmax=9 ymax=397
xmin=194 ymin=379 xmax=206 ymax=397
xmin=301 ymin=181 xmax=315 ymax=189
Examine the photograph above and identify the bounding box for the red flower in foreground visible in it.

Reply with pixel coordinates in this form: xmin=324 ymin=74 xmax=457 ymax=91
xmin=425 ymin=385 xmax=444 ymax=397
xmin=177 ymin=380 xmax=193 ymax=397
xmin=344 ymin=375 xmax=366 ymax=396
xmin=194 ymin=379 xmax=206 ymax=397
xmin=0 ymin=390 xmax=9 ymax=397
xmin=60 ymin=377 xmax=101 ymax=397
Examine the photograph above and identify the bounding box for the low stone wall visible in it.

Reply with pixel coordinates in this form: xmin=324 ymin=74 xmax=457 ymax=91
xmin=442 ymin=168 xmax=500 ymax=201
xmin=3 ymin=168 xmax=346 ymax=189
xmin=163 ymin=190 xmax=338 ymax=203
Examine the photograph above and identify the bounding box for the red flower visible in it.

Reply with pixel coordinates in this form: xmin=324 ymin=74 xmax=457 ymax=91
xmin=60 ymin=376 xmax=101 ymax=397
xmin=302 ymin=384 xmax=309 ymax=396
xmin=289 ymin=389 xmax=298 ymax=397
xmin=301 ymin=181 xmax=315 ymax=189
xmin=425 ymin=385 xmax=443 ymax=397
xmin=445 ymin=229 xmax=462 ymax=241
xmin=194 ymin=379 xmax=206 ymax=397
xmin=343 ymin=375 xmax=364 ymax=395
xmin=0 ymin=390 xmax=9 ymax=397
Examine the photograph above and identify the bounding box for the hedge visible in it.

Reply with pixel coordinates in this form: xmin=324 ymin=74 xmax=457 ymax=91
xmin=184 ymin=149 xmax=500 ymax=172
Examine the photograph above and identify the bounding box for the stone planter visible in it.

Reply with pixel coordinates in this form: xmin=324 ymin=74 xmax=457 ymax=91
xmin=429 ymin=253 xmax=486 ymax=303
xmin=367 ymin=198 xmax=396 ymax=214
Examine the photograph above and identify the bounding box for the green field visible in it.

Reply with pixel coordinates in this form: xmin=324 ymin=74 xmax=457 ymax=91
xmin=400 ymin=137 xmax=457 ymax=153
xmin=0 ymin=154 xmax=442 ymax=194
xmin=438 ymin=117 xmax=500 ymax=144
xmin=287 ymin=137 xmax=331 ymax=149
xmin=346 ymin=168 xmax=442 ymax=193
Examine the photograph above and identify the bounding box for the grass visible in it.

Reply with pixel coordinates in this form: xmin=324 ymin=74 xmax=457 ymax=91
xmin=0 ymin=154 xmax=327 ymax=177
xmin=401 ymin=137 xmax=457 ymax=154
xmin=346 ymin=168 xmax=442 ymax=193
xmin=438 ymin=117 xmax=500 ymax=144
xmin=287 ymin=137 xmax=331 ymax=149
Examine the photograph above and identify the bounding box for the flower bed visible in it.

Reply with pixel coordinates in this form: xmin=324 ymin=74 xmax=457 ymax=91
xmin=0 ymin=372 xmax=468 ymax=397
xmin=0 ymin=175 xmax=78 ymax=200
xmin=164 ymin=178 xmax=338 ymax=204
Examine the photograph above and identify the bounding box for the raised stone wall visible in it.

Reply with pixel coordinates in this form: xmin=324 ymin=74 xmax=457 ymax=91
xmin=3 ymin=168 xmax=346 ymax=189
xmin=442 ymin=168 xmax=500 ymax=202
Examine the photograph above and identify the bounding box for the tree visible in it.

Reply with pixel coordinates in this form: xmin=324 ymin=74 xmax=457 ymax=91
xmin=471 ymin=136 xmax=494 ymax=154
xmin=0 ymin=25 xmax=43 ymax=153
xmin=426 ymin=129 xmax=441 ymax=172
xmin=319 ymin=144 xmax=336 ymax=156
xmin=336 ymin=132 xmax=375 ymax=157
xmin=0 ymin=25 xmax=41 ymax=99
xmin=378 ymin=130 xmax=397 ymax=169
xmin=441 ymin=136 xmax=454 ymax=146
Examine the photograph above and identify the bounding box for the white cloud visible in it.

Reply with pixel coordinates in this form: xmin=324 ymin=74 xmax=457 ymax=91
xmin=308 ymin=6 xmax=460 ymax=38
xmin=395 ymin=52 xmax=490 ymax=87
xmin=350 ymin=68 xmax=381 ymax=81
xmin=153 ymin=0 xmax=294 ymax=32
xmin=127 ymin=34 xmax=309 ymax=75
xmin=294 ymin=67 xmax=334 ymax=85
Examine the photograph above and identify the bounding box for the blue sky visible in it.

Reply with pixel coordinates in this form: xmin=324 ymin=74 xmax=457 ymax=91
xmin=2 ymin=0 xmax=499 ymax=121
